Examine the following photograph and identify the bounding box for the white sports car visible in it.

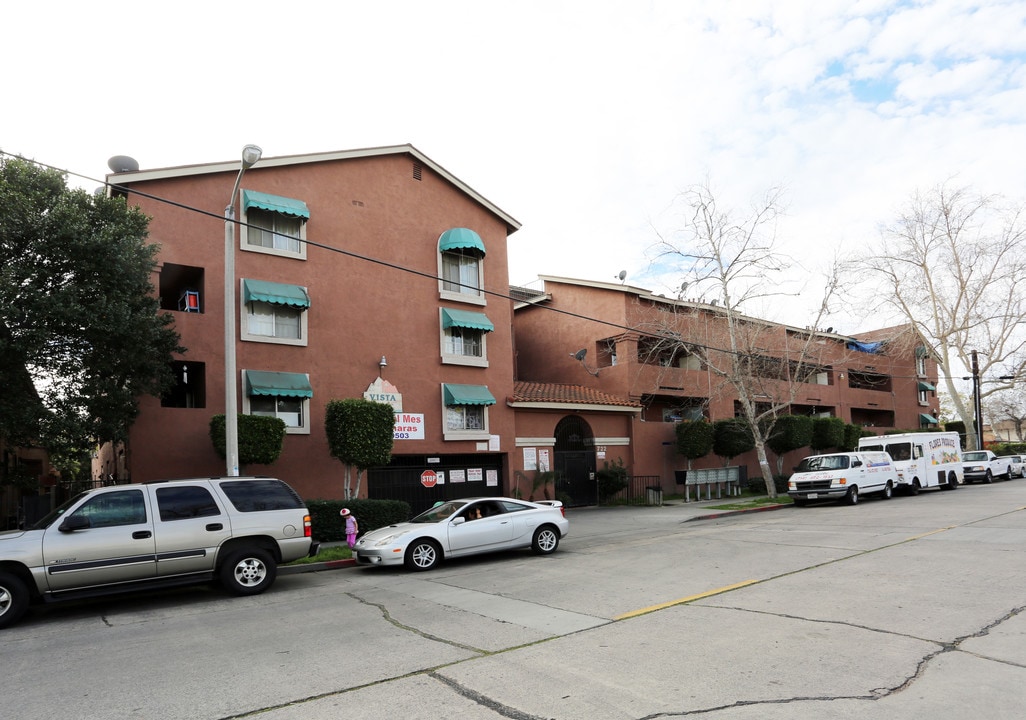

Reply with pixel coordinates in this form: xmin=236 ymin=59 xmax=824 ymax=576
xmin=353 ymin=497 xmax=568 ymax=571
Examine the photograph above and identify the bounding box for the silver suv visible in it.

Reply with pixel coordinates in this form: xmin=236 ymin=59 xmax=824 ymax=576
xmin=0 ymin=477 xmax=318 ymax=629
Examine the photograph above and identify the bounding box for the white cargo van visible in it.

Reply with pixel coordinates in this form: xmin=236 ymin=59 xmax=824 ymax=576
xmin=788 ymin=451 xmax=898 ymax=506
xmin=857 ymin=431 xmax=962 ymax=494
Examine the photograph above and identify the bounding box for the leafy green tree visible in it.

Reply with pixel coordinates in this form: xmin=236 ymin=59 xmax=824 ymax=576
xmin=0 ymin=157 xmax=181 ymax=456
xmin=810 ymin=417 xmax=846 ymax=452
xmin=675 ymin=420 xmax=714 ymax=469
xmin=766 ymin=415 xmax=813 ymax=475
xmin=713 ymin=418 xmax=755 ymax=464
xmin=325 ymin=399 xmax=395 ymax=499
xmin=210 ymin=414 xmax=287 ymax=470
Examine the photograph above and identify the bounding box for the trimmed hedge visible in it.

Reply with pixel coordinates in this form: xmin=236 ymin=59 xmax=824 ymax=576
xmin=306 ymin=499 xmax=411 ymax=541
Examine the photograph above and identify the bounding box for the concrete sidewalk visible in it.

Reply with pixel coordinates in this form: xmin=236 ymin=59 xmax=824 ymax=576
xmin=279 ymin=496 xmax=791 ymax=576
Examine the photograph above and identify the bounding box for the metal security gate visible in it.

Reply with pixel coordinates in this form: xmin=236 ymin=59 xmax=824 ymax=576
xmin=553 ymin=415 xmax=597 ymax=507
xmin=367 ymin=454 xmax=505 ymax=517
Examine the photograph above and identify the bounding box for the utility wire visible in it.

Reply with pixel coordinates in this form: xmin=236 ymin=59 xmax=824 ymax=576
xmin=1 ymin=150 xmax=955 ymax=383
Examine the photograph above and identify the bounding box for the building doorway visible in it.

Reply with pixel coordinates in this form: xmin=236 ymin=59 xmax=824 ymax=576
xmin=553 ymin=415 xmax=597 ymax=506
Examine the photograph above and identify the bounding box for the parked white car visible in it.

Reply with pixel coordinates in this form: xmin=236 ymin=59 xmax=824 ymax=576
xmin=354 ymin=497 xmax=568 ymax=571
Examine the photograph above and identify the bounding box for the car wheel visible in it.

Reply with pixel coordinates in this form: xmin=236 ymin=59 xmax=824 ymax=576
xmin=0 ymin=571 xmax=30 ymax=630
xmin=405 ymin=540 xmax=441 ymax=571
xmin=220 ymin=547 xmax=277 ymax=596
xmin=845 ymin=486 xmax=859 ymax=506
xmin=944 ymin=473 xmax=958 ymax=490
xmin=984 ymin=470 xmax=994 ymax=484
xmin=532 ymin=525 xmax=560 ymax=555
xmin=882 ymin=482 xmax=893 ymax=500
xmin=908 ymin=480 xmax=921 ymax=496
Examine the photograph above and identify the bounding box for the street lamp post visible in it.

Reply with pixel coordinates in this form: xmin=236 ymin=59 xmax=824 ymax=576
xmin=224 ymin=144 xmax=262 ymax=476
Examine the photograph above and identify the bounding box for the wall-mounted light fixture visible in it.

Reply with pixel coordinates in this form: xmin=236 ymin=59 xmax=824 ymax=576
xmin=571 ymin=348 xmax=599 ymax=376
xmin=378 ymin=355 xmax=387 ymax=376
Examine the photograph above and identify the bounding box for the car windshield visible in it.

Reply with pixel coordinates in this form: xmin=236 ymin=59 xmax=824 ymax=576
xmin=410 ymin=501 xmax=467 ymax=523
xmin=31 ymin=492 xmax=87 ymax=530
xmin=963 ymin=452 xmax=988 ymax=461
xmin=795 ymin=455 xmax=850 ymax=472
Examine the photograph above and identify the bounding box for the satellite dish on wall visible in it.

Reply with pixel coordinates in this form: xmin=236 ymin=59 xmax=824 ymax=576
xmin=616 ymin=270 xmax=627 ymax=283
xmin=107 ymin=155 xmax=139 ymax=173
xmin=573 ymin=348 xmax=588 ymax=362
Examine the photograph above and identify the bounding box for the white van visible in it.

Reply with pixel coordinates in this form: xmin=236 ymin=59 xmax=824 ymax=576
xmin=787 ymin=451 xmax=899 ymax=506
xmin=856 ymin=431 xmax=962 ymax=493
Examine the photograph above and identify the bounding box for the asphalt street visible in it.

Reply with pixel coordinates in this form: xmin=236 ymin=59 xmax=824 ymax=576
xmin=5 ymin=486 xmax=1025 ymax=719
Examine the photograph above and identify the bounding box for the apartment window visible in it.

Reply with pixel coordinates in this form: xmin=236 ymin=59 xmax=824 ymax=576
xmin=241 ymin=279 xmax=310 ymax=346
xmin=447 ymin=404 xmax=486 ymax=431
xmin=441 ymin=308 xmax=493 ymax=366
xmin=438 ymin=228 xmax=485 ymax=304
xmin=442 ymin=250 xmax=481 ymax=295
xmin=251 ymin=396 xmax=305 ymax=428
xmin=243 ymin=370 xmax=312 ymax=434
xmin=442 ymin=383 xmax=495 ymax=440
xmin=241 ymin=190 xmax=309 ymax=260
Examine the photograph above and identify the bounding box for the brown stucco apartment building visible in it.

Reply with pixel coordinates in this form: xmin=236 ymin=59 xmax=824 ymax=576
xmin=104 ymin=145 xmax=521 ymax=507
xmin=511 ymin=276 xmax=942 ymax=495
xmin=99 ymin=147 xmax=939 ymax=511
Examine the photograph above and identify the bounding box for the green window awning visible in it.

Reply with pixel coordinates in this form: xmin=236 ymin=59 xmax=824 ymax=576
xmin=438 ymin=227 xmax=486 ymax=256
xmin=242 ymin=189 xmax=310 ymax=219
xmin=920 ymin=413 xmax=939 ymax=424
xmin=243 ymin=279 xmax=310 ymax=308
xmin=917 ymin=381 xmax=936 ymax=391
xmin=245 ymin=371 xmax=313 ymax=398
xmin=441 ymin=308 xmax=494 ymax=332
xmin=443 ymin=383 xmax=496 ymax=406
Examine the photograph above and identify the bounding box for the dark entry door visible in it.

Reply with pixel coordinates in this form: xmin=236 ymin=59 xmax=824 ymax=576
xmin=553 ymin=415 xmax=597 ymax=506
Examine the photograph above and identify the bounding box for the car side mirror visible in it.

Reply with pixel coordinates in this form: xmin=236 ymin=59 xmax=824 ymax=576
xmin=451 ymin=516 xmax=466 ymax=526
xmin=59 ymin=515 xmax=91 ymax=533
xmin=851 ymin=460 xmax=862 ymax=468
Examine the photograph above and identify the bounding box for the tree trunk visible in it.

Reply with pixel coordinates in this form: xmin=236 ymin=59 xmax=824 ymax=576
xmin=754 ymin=439 xmax=777 ymax=498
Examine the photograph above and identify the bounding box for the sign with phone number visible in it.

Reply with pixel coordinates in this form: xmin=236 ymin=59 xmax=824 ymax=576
xmin=394 ymin=413 xmax=425 ymax=440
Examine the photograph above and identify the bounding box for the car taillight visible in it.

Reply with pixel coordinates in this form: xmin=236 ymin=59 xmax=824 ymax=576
xmin=560 ymin=507 xmax=566 ymax=518
xmin=304 ymin=514 xmax=312 ymax=538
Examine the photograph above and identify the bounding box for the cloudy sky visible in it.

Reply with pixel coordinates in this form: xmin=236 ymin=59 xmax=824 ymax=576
xmin=4 ymin=0 xmax=1024 ymax=332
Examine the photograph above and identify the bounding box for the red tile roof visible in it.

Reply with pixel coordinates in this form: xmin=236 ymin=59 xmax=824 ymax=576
xmin=511 ymin=381 xmax=640 ymax=408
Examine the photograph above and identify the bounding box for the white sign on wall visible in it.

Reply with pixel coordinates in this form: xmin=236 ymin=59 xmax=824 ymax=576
xmin=393 ymin=413 xmax=424 ymax=440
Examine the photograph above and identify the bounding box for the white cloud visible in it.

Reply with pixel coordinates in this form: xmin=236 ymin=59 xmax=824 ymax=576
xmin=2 ymin=0 xmax=1024 ymax=333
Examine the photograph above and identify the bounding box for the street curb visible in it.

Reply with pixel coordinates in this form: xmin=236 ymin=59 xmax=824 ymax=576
xmin=279 ymin=558 xmax=357 ymax=575
xmin=279 ymin=503 xmax=794 ymax=574
xmin=684 ymin=503 xmax=792 ymax=522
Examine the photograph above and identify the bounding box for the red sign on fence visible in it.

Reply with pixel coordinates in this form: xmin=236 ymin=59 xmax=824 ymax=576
xmin=420 ymin=470 xmax=438 ymax=488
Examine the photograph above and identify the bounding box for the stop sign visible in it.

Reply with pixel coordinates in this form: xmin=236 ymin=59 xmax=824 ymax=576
xmin=420 ymin=470 xmax=437 ymax=488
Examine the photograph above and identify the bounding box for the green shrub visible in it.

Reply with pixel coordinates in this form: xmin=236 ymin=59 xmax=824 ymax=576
xmin=596 ymin=458 xmax=629 ymax=502
xmin=306 ymin=498 xmax=410 ymax=541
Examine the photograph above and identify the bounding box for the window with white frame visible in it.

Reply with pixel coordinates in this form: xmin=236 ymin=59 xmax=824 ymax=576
xmin=248 ymin=303 xmax=302 ymax=340
xmin=243 ymin=370 xmax=312 ymax=435
xmin=440 ymin=308 xmax=492 ymax=366
xmin=447 ymin=404 xmax=486 ymax=432
xmin=438 ymin=228 xmax=486 ymax=304
xmin=241 ymin=190 xmax=309 ymax=260
xmin=442 ymin=383 xmax=494 ymax=440
xmin=445 ymin=326 xmax=483 ymax=357
xmin=442 ymin=249 xmax=482 ymax=296
xmin=246 ymin=209 xmax=303 ymax=254
xmin=251 ymin=395 xmax=306 ymax=428
xmin=241 ymin=279 xmax=309 ymax=346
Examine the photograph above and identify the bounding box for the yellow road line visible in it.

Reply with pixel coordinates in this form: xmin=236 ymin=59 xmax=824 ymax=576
xmin=615 ymin=580 xmax=758 ymax=620
xmin=905 ymin=526 xmax=956 ymax=541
